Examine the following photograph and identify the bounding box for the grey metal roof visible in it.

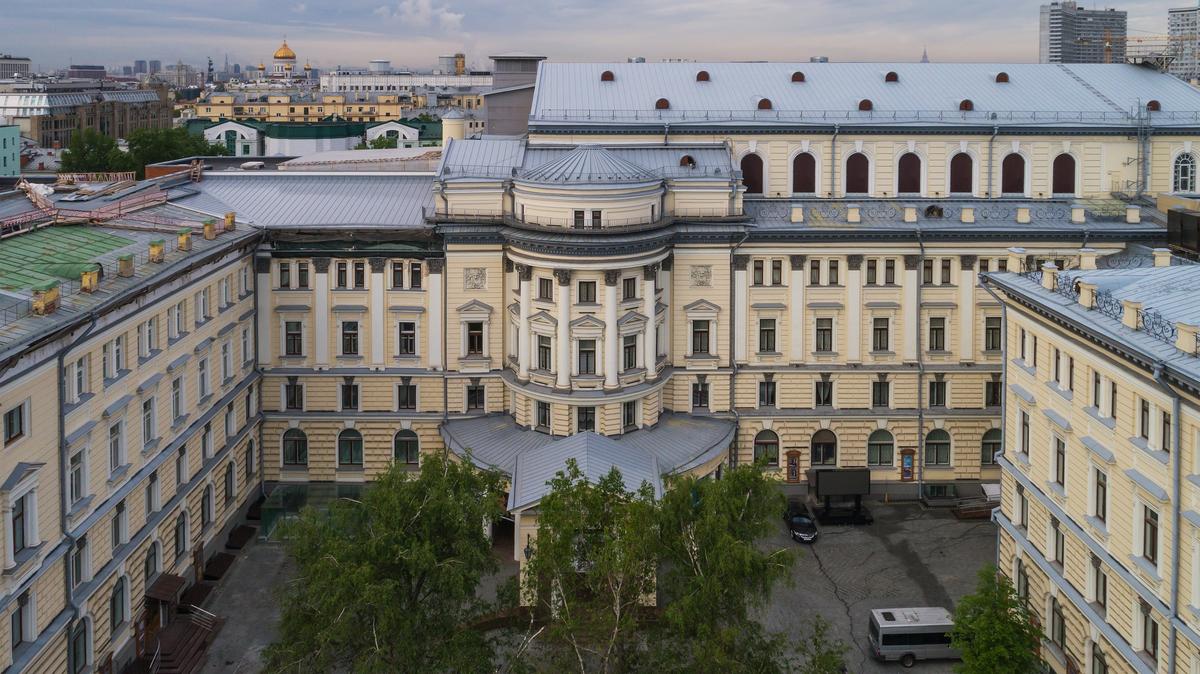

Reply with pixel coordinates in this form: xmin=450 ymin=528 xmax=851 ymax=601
xmin=438 ymin=137 xmax=526 ymax=179
xmin=531 ymin=62 xmax=1200 ymax=128
xmin=187 ymin=173 xmax=435 ymax=228
xmin=437 ymin=139 xmax=735 ymax=181
xmin=523 ymin=144 xmax=733 ymax=179
xmin=0 ymin=192 xmax=37 ymax=220
xmin=518 ymin=145 xmax=658 ymax=184
xmin=508 ymin=432 xmax=662 ymax=510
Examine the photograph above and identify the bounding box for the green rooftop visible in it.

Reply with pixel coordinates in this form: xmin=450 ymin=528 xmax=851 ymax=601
xmin=0 ymin=226 xmax=133 ymax=291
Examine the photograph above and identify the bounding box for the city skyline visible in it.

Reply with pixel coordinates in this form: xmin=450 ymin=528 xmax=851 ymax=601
xmin=4 ymin=0 xmax=1192 ymax=71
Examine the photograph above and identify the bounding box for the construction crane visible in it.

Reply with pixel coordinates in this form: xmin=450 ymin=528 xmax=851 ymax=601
xmin=1076 ymin=31 xmax=1199 ymax=68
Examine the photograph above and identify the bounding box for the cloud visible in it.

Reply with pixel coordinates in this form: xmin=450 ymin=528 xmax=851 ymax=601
xmin=374 ymin=0 xmax=463 ymax=31
xmin=291 ymin=2 xmax=307 ymax=12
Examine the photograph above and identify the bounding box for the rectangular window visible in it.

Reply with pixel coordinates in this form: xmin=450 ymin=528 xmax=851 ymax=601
xmin=285 ymin=321 xmax=303 ymax=356
xmin=353 ymin=261 xmax=365 ymax=288
xmin=1092 ymin=371 xmax=1102 ymax=409
xmin=809 ymin=259 xmax=820 ymax=285
xmin=985 ymin=317 xmax=1001 ymax=351
xmin=409 ymin=262 xmax=422 ymax=289
xmin=872 ymin=380 xmax=889 ymax=407
xmin=866 ymin=259 xmax=877 ymax=285
xmin=815 ymin=318 xmax=833 ymax=352
xmin=11 ymin=495 xmax=26 ymax=555
xmin=466 ymin=384 xmax=485 ymax=410
xmin=279 ymin=262 xmax=291 ymax=288
xmin=884 ymin=259 xmax=896 ymax=284
xmin=752 ymin=260 xmax=764 ymax=286
xmin=623 ymin=335 xmax=638 ymax=370
xmin=985 ymin=380 xmax=1002 ymax=407
xmin=758 ymin=380 xmax=776 ymax=407
xmin=175 ymin=448 xmax=187 ymax=490
xmin=397 ymin=322 xmax=416 ymax=355
xmin=867 ymin=434 xmax=893 ymax=466
xmin=1020 ymin=411 xmax=1030 ymax=454
xmin=1162 ymin=410 xmax=1172 ymax=453
xmin=577 ymin=407 xmax=595 ymax=432
xmin=69 ymin=450 xmax=85 ymax=504
xmin=142 ymin=399 xmax=155 ymax=446
xmin=771 ymin=259 xmax=783 ymax=285
xmin=622 ymin=277 xmax=637 ymax=301
xmin=573 ymin=210 xmax=585 ymax=228
xmin=285 ymin=381 xmax=303 ymax=410
xmin=692 ymin=321 xmax=710 ymax=355
xmin=1110 ymin=382 xmax=1118 ymax=420
xmin=201 ymin=422 xmax=212 ymax=458
xmin=466 ymin=322 xmax=484 ymax=355
xmin=297 ymin=262 xmax=309 ymax=288
xmin=692 ymin=382 xmax=709 ymax=408
xmin=341 ymin=381 xmax=359 ymax=411
xmin=815 ymin=380 xmax=833 ymax=407
xmin=198 ymin=358 xmax=209 ymax=398
xmin=391 ymin=261 xmax=405 ymax=289
xmin=538 ymin=335 xmax=552 ymax=370
xmin=108 ymin=421 xmax=124 ymax=472
xmin=623 ymin=400 xmax=637 ymax=430
xmin=928 ymin=317 xmax=945 ymax=351
xmin=1144 ymin=507 xmax=1159 ymax=565
xmin=577 ymin=340 xmax=596 ymax=374
xmin=872 ymin=317 xmax=889 ymax=351
xmin=758 ymin=319 xmax=776 ymax=353
xmin=536 ymin=401 xmax=550 ymax=429
xmin=1054 ymin=438 xmax=1066 ymax=487
xmin=221 ymin=341 xmax=231 ymax=381
xmin=538 ymin=277 xmax=553 ymax=300
xmin=1094 ymin=561 xmax=1108 ymax=611
xmin=828 ymin=259 xmax=839 ymax=285
xmin=923 ymin=259 xmax=934 ymax=285
xmin=3 ymin=404 xmax=25 ymax=446
xmin=336 ymin=262 xmax=348 ymax=288
xmin=577 ymin=281 xmax=596 ymax=303
xmin=112 ymin=501 xmax=126 ymax=549
xmin=1094 ymin=470 xmax=1107 ymax=523
xmin=929 ymin=379 xmax=946 ymax=407
xmin=1019 ymin=327 xmax=1026 ymax=361
xmin=940 ymin=258 xmax=952 ymax=284
xmin=341 ymin=321 xmax=360 ymax=356
xmin=1140 ymin=399 xmax=1151 ymax=440
xmin=591 ymin=210 xmax=602 ymax=228
xmin=1144 ymin=606 xmax=1159 ymax=662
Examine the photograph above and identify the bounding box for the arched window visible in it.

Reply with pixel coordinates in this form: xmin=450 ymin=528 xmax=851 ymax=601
xmin=143 ymin=542 xmax=159 ymax=584
xmin=740 ymin=154 xmax=764 ymax=194
xmin=1052 ymin=154 xmax=1076 ymax=195
xmin=201 ymin=485 xmax=214 ymax=527
xmin=223 ymin=462 xmax=235 ymax=506
xmin=282 ymin=428 xmax=307 ymax=466
xmin=69 ymin=618 xmax=91 ymax=674
xmin=680 ymin=154 xmax=696 ymax=168
xmin=338 ymin=429 xmax=363 ymax=467
xmin=600 ymin=70 xmax=614 ymax=82
xmin=757 ymin=98 xmax=773 ymax=110
xmin=950 ymin=153 xmax=973 ymax=194
xmin=753 ymin=430 xmax=779 ymax=466
xmin=981 ymin=429 xmax=1002 ymax=465
xmin=1174 ymin=153 xmax=1197 ymax=193
xmin=885 ymin=71 xmax=899 ymax=82
xmin=109 ymin=577 xmax=127 ymax=633
xmin=858 ymin=99 xmax=874 ymax=111
xmin=995 ymin=72 xmax=1010 ymax=83
xmin=925 ymin=429 xmax=951 ymax=466
xmin=791 ymin=71 xmax=806 ymax=83
xmin=897 ymin=152 xmax=922 ymax=194
xmin=792 ymin=152 xmax=816 ymax=193
xmin=959 ymin=99 xmax=974 ymax=111
xmin=394 ymin=429 xmax=419 ymax=464
xmin=174 ymin=513 xmax=188 ymax=557
xmin=245 ymin=438 xmax=255 ymax=481
xmin=1147 ymin=99 xmax=1161 ymax=112
xmin=845 ymin=152 xmax=869 ymax=194
xmin=655 ymin=98 xmax=670 ymax=110
xmin=811 ymin=430 xmax=837 ymax=466
xmin=1001 ymin=153 xmax=1025 ymax=195
xmin=696 ymin=70 xmax=711 ymax=82
xmin=867 ymin=430 xmax=894 ymax=466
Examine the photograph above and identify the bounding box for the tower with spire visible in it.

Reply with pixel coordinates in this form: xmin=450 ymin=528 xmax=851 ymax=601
xmin=920 ymin=46 xmax=930 ymax=63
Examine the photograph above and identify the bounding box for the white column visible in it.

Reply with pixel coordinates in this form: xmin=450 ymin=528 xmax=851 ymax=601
xmin=959 ymin=256 xmax=977 ymax=363
xmin=556 ymin=270 xmax=571 ymax=390
xmin=314 ymin=258 xmax=331 ymax=367
xmin=604 ymin=271 xmax=619 ymax=388
xmin=2 ymin=506 xmax=14 ymax=569
xmin=255 ymin=257 xmax=271 ymax=363
xmin=789 ymin=255 xmax=805 ymax=362
xmin=902 ymin=255 xmax=919 ymax=362
xmin=643 ymin=264 xmax=658 ymax=380
xmin=428 ymin=259 xmax=444 ymax=370
xmin=369 ymin=258 xmax=386 ymax=368
xmin=847 ymin=256 xmax=862 ymax=363
xmin=734 ymin=255 xmax=748 ymax=364
xmin=517 ymin=265 xmax=532 ymax=380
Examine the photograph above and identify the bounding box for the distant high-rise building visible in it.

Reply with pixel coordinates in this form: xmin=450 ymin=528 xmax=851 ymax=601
xmin=232 ymin=63 xmax=241 ymax=75
xmin=67 ymin=64 xmax=106 ymax=79
xmin=1169 ymin=6 xmax=1200 ymax=82
xmin=148 ymin=59 xmax=161 ymax=74
xmin=122 ymin=65 xmax=133 ymax=76
xmin=1039 ymin=1 xmax=1127 ymax=64
xmin=437 ymin=53 xmax=466 ymax=75
xmin=0 ymin=54 xmax=31 ymax=79
xmin=134 ymin=59 xmax=147 ymax=74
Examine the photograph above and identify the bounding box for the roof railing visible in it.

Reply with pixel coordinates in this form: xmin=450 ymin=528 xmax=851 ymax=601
xmin=533 ymin=108 xmax=1200 ymax=125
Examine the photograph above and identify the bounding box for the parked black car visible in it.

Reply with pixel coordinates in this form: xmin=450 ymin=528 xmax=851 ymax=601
xmin=784 ymin=501 xmax=819 ymax=543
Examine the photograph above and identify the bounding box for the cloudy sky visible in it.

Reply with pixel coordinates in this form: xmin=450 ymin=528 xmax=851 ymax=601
xmin=6 ymin=0 xmax=1194 ymax=71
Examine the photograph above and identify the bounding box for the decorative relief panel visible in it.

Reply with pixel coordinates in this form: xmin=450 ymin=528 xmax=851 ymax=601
xmin=690 ymin=265 xmax=712 ymax=287
xmin=464 ymin=267 xmax=487 ymax=290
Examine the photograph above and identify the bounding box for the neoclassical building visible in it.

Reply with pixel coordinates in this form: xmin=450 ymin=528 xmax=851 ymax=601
xmin=1 ymin=59 xmax=1200 ymax=672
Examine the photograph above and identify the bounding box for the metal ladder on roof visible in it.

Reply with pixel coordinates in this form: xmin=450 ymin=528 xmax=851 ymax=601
xmin=1056 ymin=64 xmax=1126 ymax=114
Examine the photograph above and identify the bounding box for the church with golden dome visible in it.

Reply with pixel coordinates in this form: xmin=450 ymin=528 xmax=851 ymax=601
xmin=256 ymin=39 xmax=313 ymax=81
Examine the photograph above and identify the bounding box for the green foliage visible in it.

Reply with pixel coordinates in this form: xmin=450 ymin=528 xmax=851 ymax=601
xmin=263 ymin=454 xmax=507 ymax=674
xmin=355 ymin=135 xmax=399 ymax=150
xmin=125 ymin=127 xmax=227 ymax=177
xmin=417 ymin=112 xmax=435 ymax=122
xmin=522 ymin=460 xmax=660 ymax=672
xmin=59 ymin=129 xmax=135 ymax=173
xmin=794 ymin=615 xmax=848 ymax=674
xmin=951 ymin=565 xmax=1044 ymax=674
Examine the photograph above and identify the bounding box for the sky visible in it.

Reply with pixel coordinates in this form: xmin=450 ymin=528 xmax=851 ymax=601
xmin=5 ymin=0 xmax=1198 ymax=71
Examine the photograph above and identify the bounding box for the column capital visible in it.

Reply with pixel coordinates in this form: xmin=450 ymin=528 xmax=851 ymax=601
xmin=312 ymin=256 xmax=331 ymax=273
xmin=515 ymin=264 xmax=532 ymax=281
xmin=789 ymin=254 xmax=806 ymax=270
xmin=504 ymin=258 xmax=514 ymax=273
xmin=604 ymin=270 xmax=621 ymax=286
xmin=660 ymin=255 xmax=673 ymax=272
xmin=903 ymin=254 xmax=921 ymax=271
xmin=427 ymin=258 xmax=445 ymax=274
xmin=959 ymin=255 xmax=977 ymax=271
xmin=554 ymin=269 xmax=572 ymax=286
xmin=254 ymin=256 xmax=271 ymax=274
xmin=643 ymin=263 xmax=659 ymax=277
xmin=847 ymin=255 xmax=863 ymax=271
xmin=733 ymin=255 xmax=750 ymax=271
xmin=367 ymin=257 xmax=386 ymax=273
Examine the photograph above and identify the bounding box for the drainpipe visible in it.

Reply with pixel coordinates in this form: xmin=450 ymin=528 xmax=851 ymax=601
xmin=442 ymin=243 xmax=450 ymax=427
xmin=979 ymin=276 xmax=1008 ymax=570
xmin=915 ymin=230 xmax=926 ymax=499
xmin=1152 ymin=362 xmax=1182 ymax=674
xmin=828 ymin=125 xmax=839 ymax=197
xmin=251 ymin=250 xmax=266 ymax=498
xmin=728 ymin=231 xmax=749 ymax=468
xmin=986 ymin=126 xmax=999 ymax=197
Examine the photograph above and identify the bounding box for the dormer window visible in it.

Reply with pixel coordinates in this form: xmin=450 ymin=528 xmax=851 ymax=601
xmin=858 ymin=99 xmax=874 ymax=111
xmin=600 ymin=70 xmax=615 ymax=82
xmin=959 ymin=99 xmax=974 ymax=111
xmin=757 ymin=98 xmax=773 ymax=110
xmin=655 ymin=98 xmax=670 ymax=110
xmin=885 ymin=71 xmax=899 ymax=83
xmin=680 ymin=155 xmax=696 ymax=168
xmin=1147 ymin=100 xmax=1161 ymax=112
xmin=995 ymin=72 xmax=1010 ymax=83
xmin=696 ymin=70 xmax=710 ymax=82
xmin=791 ymin=71 xmax=806 ymax=83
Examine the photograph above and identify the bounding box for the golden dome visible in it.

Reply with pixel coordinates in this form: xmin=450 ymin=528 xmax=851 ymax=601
xmin=303 ymin=61 xmax=312 ymax=71
xmin=258 ymin=63 xmax=265 ymax=70
xmin=273 ymin=40 xmax=296 ymax=60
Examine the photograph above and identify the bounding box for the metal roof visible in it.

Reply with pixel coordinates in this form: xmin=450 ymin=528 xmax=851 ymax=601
xmin=438 ymin=138 xmax=734 ymax=181
xmin=530 ymin=62 xmax=1200 ymax=128
xmin=508 ymin=432 xmax=662 ymax=510
xmin=438 ymin=137 xmax=526 ymax=179
xmin=518 ymin=145 xmax=658 ymax=184
xmin=185 ymin=173 xmax=435 ymax=228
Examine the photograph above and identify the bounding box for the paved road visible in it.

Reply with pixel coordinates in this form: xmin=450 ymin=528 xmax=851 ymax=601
xmin=201 ymin=541 xmax=290 ymax=674
xmin=759 ymin=501 xmax=996 ymax=673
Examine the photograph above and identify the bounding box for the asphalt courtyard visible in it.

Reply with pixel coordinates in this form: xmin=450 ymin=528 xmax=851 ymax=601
xmin=760 ymin=500 xmax=997 ymax=673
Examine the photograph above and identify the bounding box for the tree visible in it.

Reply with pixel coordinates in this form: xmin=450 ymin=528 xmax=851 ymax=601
xmin=644 ymin=465 xmax=797 ymax=673
xmin=354 ymin=135 xmax=399 ymax=150
xmin=59 ymin=129 xmax=134 ymax=173
xmin=125 ymin=127 xmax=226 ymax=177
xmin=522 ymin=460 xmax=660 ymax=673
xmin=794 ymin=616 xmax=848 ymax=674
xmin=951 ymin=565 xmax=1044 ymax=674
xmin=263 ymin=454 xmax=508 ymax=673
